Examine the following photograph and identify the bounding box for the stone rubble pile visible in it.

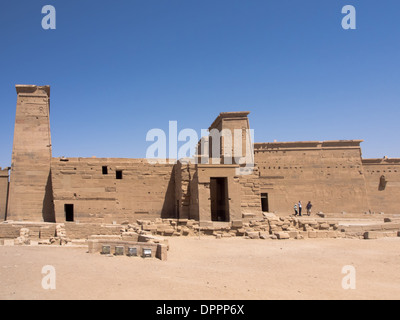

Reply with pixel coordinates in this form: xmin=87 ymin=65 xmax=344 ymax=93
xmin=2 ymin=213 xmax=400 ymax=246
xmin=122 ymin=214 xmax=346 ymax=240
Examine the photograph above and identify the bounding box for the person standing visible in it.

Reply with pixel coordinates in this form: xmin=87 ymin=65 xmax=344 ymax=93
xmin=298 ymin=201 xmax=302 ymax=216
xmin=294 ymin=203 xmax=298 ymax=216
xmin=306 ymin=201 xmax=312 ymax=216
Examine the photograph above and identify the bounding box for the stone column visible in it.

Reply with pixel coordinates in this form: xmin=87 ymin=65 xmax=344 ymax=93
xmin=0 ymin=168 xmax=10 ymax=221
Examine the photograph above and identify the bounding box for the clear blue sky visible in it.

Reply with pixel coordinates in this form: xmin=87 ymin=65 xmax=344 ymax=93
xmin=0 ymin=0 xmax=399 ymax=168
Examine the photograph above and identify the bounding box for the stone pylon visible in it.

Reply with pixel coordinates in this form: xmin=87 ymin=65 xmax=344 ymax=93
xmin=7 ymin=85 xmax=55 ymax=222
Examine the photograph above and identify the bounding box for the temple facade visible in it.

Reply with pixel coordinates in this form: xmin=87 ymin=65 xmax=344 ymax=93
xmin=1 ymin=85 xmax=399 ymax=224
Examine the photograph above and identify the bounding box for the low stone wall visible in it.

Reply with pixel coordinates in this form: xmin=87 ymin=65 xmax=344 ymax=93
xmin=0 ymin=222 xmax=56 ymax=240
xmin=64 ymin=222 xmax=121 ymax=239
xmin=339 ymin=222 xmax=400 ymax=239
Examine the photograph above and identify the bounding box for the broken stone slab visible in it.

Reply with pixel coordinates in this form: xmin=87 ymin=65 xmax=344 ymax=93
xmin=163 ymin=229 xmax=175 ymax=236
xmin=319 ymin=223 xmax=330 ymax=230
xmin=246 ymin=231 xmax=260 ymax=239
xmin=281 ymin=224 xmax=290 ymax=230
xmin=259 ymin=232 xmax=269 ymax=239
xmin=235 ymin=228 xmax=246 ymax=236
xmin=262 ymin=212 xmax=278 ymax=220
xmin=316 ymin=212 xmax=325 ymax=218
xmin=221 ymin=233 xmax=232 ymax=238
xmin=186 ymin=220 xmax=197 ymax=227
xmin=181 ymin=227 xmax=191 ymax=236
xmin=136 ymin=220 xmax=152 ymax=226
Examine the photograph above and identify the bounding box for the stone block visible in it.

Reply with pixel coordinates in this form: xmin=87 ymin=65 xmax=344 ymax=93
xmin=163 ymin=229 xmax=175 ymax=236
xmin=319 ymin=223 xmax=330 ymax=230
xmin=177 ymin=219 xmax=188 ymax=225
xmin=288 ymin=231 xmax=299 ymax=239
xmin=259 ymin=232 xmax=270 ymax=240
xmin=246 ymin=231 xmax=260 ymax=239
xmin=275 ymin=232 xmax=290 ymax=240
xmin=364 ymin=231 xmax=380 ymax=240
xmin=186 ymin=220 xmax=196 ymax=227
xmin=4 ymin=239 xmax=14 ymax=246
xmin=262 ymin=212 xmax=278 ymax=219
xmin=327 ymin=231 xmax=338 ymax=238
xmin=143 ymin=225 xmax=157 ymax=233
xmin=231 ymin=220 xmax=243 ymax=228
xmin=199 ymin=221 xmax=213 ymax=228
xmin=300 ymin=231 xmax=309 ymax=239
xmin=181 ymin=227 xmax=191 ymax=236
xmin=381 ymin=223 xmax=400 ymax=231
xmin=316 ymin=231 xmax=329 ymax=238
xmin=363 ymin=231 xmax=397 ymax=239
xmin=309 ymin=222 xmax=319 ymax=229
xmin=308 ymin=231 xmax=317 ymax=238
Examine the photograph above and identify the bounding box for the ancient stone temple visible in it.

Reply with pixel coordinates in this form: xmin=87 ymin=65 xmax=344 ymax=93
xmin=1 ymin=85 xmax=399 ymax=224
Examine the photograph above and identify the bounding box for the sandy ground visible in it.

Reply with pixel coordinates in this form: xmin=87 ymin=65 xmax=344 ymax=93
xmin=1 ymin=237 xmax=400 ymax=300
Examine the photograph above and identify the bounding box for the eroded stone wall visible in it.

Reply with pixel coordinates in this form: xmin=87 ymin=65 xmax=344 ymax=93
xmin=363 ymin=159 xmax=400 ymax=214
xmin=254 ymin=140 xmax=370 ymax=214
xmin=51 ymin=158 xmax=176 ymax=224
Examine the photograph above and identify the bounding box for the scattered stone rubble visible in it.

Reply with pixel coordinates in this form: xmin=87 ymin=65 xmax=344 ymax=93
xmin=15 ymin=228 xmax=30 ymax=245
xmin=125 ymin=214 xmax=344 ymax=240
xmin=118 ymin=213 xmax=400 ymax=241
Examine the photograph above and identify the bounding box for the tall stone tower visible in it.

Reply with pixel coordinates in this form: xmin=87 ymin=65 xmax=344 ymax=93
xmin=7 ymin=85 xmax=55 ymax=222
